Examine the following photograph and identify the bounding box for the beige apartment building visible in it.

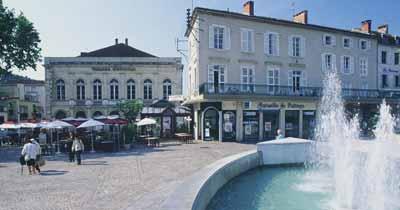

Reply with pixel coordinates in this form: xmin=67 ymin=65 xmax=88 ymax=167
xmin=185 ymin=1 xmax=399 ymax=142
xmin=44 ymin=39 xmax=184 ymax=133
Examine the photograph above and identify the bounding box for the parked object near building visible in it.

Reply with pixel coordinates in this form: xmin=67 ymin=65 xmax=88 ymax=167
xmin=184 ymin=1 xmax=400 ymax=142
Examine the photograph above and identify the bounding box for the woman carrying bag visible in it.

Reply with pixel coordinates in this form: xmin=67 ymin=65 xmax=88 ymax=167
xmin=71 ymin=135 xmax=85 ymax=165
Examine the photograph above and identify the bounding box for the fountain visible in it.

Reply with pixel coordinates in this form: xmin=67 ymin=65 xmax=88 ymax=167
xmin=207 ymin=71 xmax=400 ymax=210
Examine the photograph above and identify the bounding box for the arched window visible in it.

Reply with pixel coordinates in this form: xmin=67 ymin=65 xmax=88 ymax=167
xmin=93 ymin=79 xmax=102 ymax=100
xmin=163 ymin=79 xmax=172 ymax=99
xmin=55 ymin=110 xmax=67 ymax=119
xmin=110 ymin=79 xmax=119 ymax=100
xmin=92 ymin=111 xmax=103 ymax=118
xmin=75 ymin=111 xmax=87 ymax=118
xmin=144 ymin=79 xmax=152 ymax=100
xmin=56 ymin=80 xmax=65 ymax=100
xmin=76 ymin=79 xmax=85 ymax=100
xmin=127 ymin=79 xmax=135 ymax=100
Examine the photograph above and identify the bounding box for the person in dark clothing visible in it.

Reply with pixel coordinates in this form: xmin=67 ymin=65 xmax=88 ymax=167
xmin=65 ymin=132 xmax=75 ymax=162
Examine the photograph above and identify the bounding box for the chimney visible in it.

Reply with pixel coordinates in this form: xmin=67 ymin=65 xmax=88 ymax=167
xmin=125 ymin=38 xmax=128 ymax=45
xmin=377 ymin=24 xmax=389 ymax=34
xmin=243 ymin=1 xmax=254 ymax=16
xmin=361 ymin=20 xmax=372 ymax=33
xmin=293 ymin=10 xmax=308 ymax=24
xmin=115 ymin=38 xmax=118 ymax=45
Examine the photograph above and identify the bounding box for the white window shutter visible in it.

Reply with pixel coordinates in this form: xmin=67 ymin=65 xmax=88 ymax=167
xmin=264 ymin=33 xmax=269 ymax=55
xmin=207 ymin=65 xmax=214 ymax=92
xmin=365 ymin=59 xmax=368 ymax=76
xmin=350 ymin=56 xmax=355 ymax=74
xmin=321 ymin=53 xmax=326 ymax=72
xmin=251 ymin=31 xmax=255 ymax=52
xmin=332 ymin=36 xmax=336 ymax=46
xmin=241 ymin=29 xmax=246 ymax=51
xmin=225 ymin=26 xmax=231 ymax=50
xmin=349 ymin=38 xmax=353 ymax=48
xmin=367 ymin=40 xmax=371 ymax=50
xmin=209 ymin=25 xmax=214 ymax=49
xmin=301 ymin=71 xmax=307 ymax=87
xmin=332 ymin=54 xmax=337 ymax=71
xmin=288 ymin=36 xmax=293 ymax=56
xmin=301 ymin=37 xmax=306 ymax=57
xmin=340 ymin=56 xmax=344 ymax=73
xmin=276 ymin=34 xmax=280 ymax=56
xmin=288 ymin=70 xmax=293 ymax=86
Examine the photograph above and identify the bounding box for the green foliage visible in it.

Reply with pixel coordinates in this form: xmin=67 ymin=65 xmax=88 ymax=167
xmin=0 ymin=3 xmax=41 ymax=74
xmin=119 ymin=99 xmax=143 ymax=123
xmin=122 ymin=124 xmax=136 ymax=144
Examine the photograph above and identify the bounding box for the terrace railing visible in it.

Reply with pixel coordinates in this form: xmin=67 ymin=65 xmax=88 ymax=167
xmin=199 ymin=83 xmax=400 ymax=100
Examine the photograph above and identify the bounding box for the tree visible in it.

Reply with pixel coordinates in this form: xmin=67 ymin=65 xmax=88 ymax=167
xmin=0 ymin=1 xmax=41 ymax=74
xmin=119 ymin=99 xmax=144 ymax=123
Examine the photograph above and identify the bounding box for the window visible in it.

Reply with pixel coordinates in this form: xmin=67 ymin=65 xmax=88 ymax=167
xmin=267 ymin=66 xmax=280 ymax=93
xmin=343 ymin=37 xmax=352 ymax=48
xmin=127 ymin=79 xmax=135 ymax=100
xmin=382 ymin=74 xmax=388 ymax=88
xmin=341 ymin=56 xmax=353 ymax=74
xmin=395 ymin=52 xmax=400 ymax=65
xmin=241 ymin=28 xmax=254 ymax=52
xmin=209 ymin=25 xmax=230 ymax=50
xmin=289 ymin=35 xmax=305 ymax=57
xmin=395 ymin=75 xmax=400 ymax=88
xmin=241 ymin=65 xmax=255 ymax=92
xmin=381 ymin=51 xmax=387 ymax=64
xmin=265 ymin=32 xmax=279 ymax=56
xmin=361 ymin=82 xmax=368 ymax=90
xmin=289 ymin=70 xmax=305 ymax=93
xmin=144 ymin=79 xmax=152 ymax=100
xmin=359 ymin=57 xmax=368 ymax=77
xmin=163 ymin=79 xmax=172 ymax=99
xmin=207 ymin=64 xmax=226 ymax=93
xmin=56 ymin=80 xmax=65 ymax=100
xmin=110 ymin=79 xmax=119 ymax=100
xmin=322 ymin=53 xmax=336 ymax=71
xmin=323 ymin=34 xmax=335 ymax=46
xmin=93 ymin=79 xmax=102 ymax=100
xmin=76 ymin=79 xmax=85 ymax=100
xmin=360 ymin=39 xmax=369 ymax=50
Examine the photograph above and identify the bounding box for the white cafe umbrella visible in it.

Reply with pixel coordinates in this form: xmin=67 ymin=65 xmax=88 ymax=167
xmin=19 ymin=122 xmax=39 ymax=129
xmin=136 ymin=118 xmax=157 ymax=126
xmin=0 ymin=123 xmax=21 ymax=129
xmin=77 ymin=119 xmax=105 ymax=153
xmin=42 ymin=120 xmax=73 ymax=154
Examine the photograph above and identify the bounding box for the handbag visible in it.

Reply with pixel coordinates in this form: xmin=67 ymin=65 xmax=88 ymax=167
xmin=37 ymin=156 xmax=46 ymax=167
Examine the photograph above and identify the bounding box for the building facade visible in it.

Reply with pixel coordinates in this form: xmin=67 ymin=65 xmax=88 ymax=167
xmin=44 ymin=39 xmax=183 ymax=122
xmin=0 ymin=73 xmax=45 ymax=123
xmin=185 ymin=2 xmax=399 ymax=142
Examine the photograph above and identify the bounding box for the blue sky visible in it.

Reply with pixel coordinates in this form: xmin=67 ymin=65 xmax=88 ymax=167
xmin=5 ymin=0 xmax=400 ymax=86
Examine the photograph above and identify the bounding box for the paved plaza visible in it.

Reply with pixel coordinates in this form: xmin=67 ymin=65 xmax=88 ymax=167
xmin=0 ymin=141 xmax=255 ymax=210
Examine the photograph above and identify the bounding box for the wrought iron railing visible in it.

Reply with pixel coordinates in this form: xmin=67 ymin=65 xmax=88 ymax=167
xmin=199 ymin=83 xmax=400 ymax=99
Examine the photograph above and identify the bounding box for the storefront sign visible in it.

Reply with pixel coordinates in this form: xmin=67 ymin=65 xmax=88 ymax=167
xmin=381 ymin=68 xmax=399 ymax=74
xmin=258 ymin=102 xmax=306 ymax=109
xmin=264 ymin=122 xmax=272 ymax=132
xmin=92 ymin=66 xmax=136 ymax=71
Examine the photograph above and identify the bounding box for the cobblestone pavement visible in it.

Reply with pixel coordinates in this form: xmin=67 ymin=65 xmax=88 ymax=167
xmin=0 ymin=141 xmax=255 ymax=210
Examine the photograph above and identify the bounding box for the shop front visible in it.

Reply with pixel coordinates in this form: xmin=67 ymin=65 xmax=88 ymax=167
xmin=262 ymin=110 xmax=280 ymax=140
xmin=243 ymin=111 xmax=259 ymax=141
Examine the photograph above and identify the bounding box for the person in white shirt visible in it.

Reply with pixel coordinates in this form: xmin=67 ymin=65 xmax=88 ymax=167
xmin=31 ymin=139 xmax=42 ymax=173
xmin=21 ymin=139 xmax=38 ymax=175
xmin=72 ymin=135 xmax=85 ymax=165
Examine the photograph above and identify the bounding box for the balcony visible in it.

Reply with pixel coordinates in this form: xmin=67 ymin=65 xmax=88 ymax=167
xmin=199 ymin=83 xmax=400 ymax=100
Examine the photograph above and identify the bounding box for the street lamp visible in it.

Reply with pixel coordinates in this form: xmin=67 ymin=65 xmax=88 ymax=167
xmin=184 ymin=116 xmax=192 ymax=134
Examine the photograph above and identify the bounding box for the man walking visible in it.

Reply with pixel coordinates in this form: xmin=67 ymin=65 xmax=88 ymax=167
xmin=21 ymin=139 xmax=38 ymax=175
xmin=71 ymin=135 xmax=84 ymax=165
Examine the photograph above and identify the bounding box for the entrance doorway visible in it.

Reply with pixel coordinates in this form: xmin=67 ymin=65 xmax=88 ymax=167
xmin=302 ymin=110 xmax=316 ymax=139
xmin=204 ymin=108 xmax=219 ymax=141
xmin=263 ymin=110 xmax=280 ymax=140
xmin=162 ymin=116 xmax=172 ymax=138
xmin=243 ymin=111 xmax=259 ymax=141
xmin=285 ymin=110 xmax=300 ymax=138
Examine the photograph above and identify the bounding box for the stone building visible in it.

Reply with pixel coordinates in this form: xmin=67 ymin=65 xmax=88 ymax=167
xmin=185 ymin=1 xmax=399 ymax=142
xmin=44 ymin=39 xmax=183 ymax=122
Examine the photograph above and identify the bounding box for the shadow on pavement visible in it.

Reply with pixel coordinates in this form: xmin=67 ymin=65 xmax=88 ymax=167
xmin=40 ymin=170 xmax=68 ymax=176
xmin=81 ymin=160 xmax=108 ymax=166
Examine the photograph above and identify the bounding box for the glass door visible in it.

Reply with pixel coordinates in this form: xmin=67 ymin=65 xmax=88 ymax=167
xmin=263 ymin=110 xmax=280 ymax=140
xmin=302 ymin=110 xmax=316 ymax=139
xmin=285 ymin=110 xmax=300 ymax=138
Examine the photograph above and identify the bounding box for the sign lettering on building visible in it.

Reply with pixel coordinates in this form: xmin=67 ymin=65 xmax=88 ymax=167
xmin=92 ymin=66 xmax=136 ymax=71
xmin=258 ymin=102 xmax=306 ymax=109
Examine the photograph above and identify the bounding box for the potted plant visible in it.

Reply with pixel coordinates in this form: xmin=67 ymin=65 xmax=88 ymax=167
xmin=122 ymin=124 xmax=136 ymax=150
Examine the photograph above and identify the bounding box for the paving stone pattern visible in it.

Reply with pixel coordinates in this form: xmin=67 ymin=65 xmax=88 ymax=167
xmin=0 ymin=141 xmax=255 ymax=210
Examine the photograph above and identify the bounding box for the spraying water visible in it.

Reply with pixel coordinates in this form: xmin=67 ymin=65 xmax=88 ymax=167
xmin=313 ymin=71 xmax=400 ymax=210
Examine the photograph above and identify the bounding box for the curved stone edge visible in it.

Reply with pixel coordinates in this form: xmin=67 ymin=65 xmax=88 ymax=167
xmin=160 ymin=150 xmax=261 ymax=210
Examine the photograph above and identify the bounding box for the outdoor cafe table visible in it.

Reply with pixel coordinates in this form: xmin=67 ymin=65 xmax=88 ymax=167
xmin=175 ymin=133 xmax=193 ymax=144
xmin=145 ymin=136 xmax=160 ymax=147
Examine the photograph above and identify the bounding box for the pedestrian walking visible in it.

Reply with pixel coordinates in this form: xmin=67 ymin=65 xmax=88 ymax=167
xmin=65 ymin=132 xmax=75 ymax=162
xmin=71 ymin=135 xmax=84 ymax=165
xmin=31 ymin=139 xmax=42 ymax=173
xmin=21 ymin=138 xmax=38 ymax=175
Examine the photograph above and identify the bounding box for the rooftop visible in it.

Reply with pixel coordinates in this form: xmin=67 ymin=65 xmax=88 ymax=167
xmin=0 ymin=73 xmax=44 ymax=85
xmin=79 ymin=39 xmax=157 ymax=58
xmin=186 ymin=7 xmax=376 ymax=39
